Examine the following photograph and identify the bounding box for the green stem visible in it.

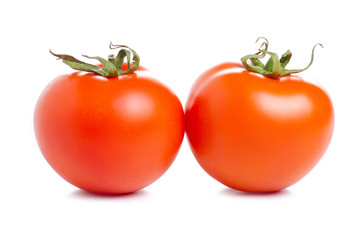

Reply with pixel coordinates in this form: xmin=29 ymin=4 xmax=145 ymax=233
xmin=50 ymin=42 xmax=140 ymax=77
xmin=240 ymin=38 xmax=322 ymax=79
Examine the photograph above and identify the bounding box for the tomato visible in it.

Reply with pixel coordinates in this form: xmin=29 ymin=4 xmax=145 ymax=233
xmin=34 ymin=46 xmax=184 ymax=194
xmin=185 ymin=43 xmax=334 ymax=192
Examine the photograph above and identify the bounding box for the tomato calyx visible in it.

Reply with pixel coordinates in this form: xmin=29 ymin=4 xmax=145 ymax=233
xmin=50 ymin=42 xmax=140 ymax=77
xmin=240 ymin=37 xmax=323 ymax=79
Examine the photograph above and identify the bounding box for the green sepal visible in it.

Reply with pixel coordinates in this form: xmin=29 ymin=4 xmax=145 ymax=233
xmin=49 ymin=50 xmax=109 ymax=76
xmin=126 ymin=50 xmax=131 ymax=70
xmin=263 ymin=52 xmax=282 ymax=79
xmin=50 ymin=43 xmax=140 ymax=78
xmin=115 ymin=49 xmax=127 ymax=70
xmin=280 ymin=50 xmax=292 ymax=69
xmin=109 ymin=43 xmax=140 ymax=75
xmin=264 ymin=56 xmax=274 ymax=72
xmin=280 ymin=43 xmax=323 ymax=77
xmin=250 ymin=58 xmax=265 ymax=68
xmin=241 ymin=52 xmax=269 ymax=75
xmin=108 ymin=54 xmax=116 ymax=66
xmin=82 ymin=55 xmax=118 ymax=78
xmin=240 ymin=38 xmax=323 ymax=79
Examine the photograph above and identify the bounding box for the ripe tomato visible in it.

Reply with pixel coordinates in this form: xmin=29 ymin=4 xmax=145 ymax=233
xmin=34 ymin=60 xmax=184 ymax=194
xmin=185 ymin=60 xmax=334 ymax=192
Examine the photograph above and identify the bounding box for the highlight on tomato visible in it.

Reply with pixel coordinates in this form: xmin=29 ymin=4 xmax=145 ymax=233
xmin=34 ymin=43 xmax=185 ymax=194
xmin=185 ymin=38 xmax=334 ymax=192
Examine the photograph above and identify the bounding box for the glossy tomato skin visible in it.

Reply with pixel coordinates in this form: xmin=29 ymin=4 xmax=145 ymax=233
xmin=186 ymin=62 xmax=334 ymax=192
xmin=34 ymin=67 xmax=184 ymax=194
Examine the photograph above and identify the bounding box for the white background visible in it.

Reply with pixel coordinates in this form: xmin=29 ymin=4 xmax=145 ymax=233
xmin=1 ymin=0 xmax=361 ymax=239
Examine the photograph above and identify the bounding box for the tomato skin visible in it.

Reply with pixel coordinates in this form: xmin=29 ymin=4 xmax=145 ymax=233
xmin=185 ymin=62 xmax=334 ymax=192
xmin=34 ymin=68 xmax=184 ymax=194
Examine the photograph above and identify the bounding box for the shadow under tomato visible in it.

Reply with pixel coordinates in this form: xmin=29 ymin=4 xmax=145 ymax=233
xmin=220 ymin=187 xmax=293 ymax=198
xmin=69 ymin=188 xmax=150 ymax=200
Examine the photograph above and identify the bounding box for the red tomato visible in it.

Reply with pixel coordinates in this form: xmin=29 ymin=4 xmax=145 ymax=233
xmin=185 ymin=62 xmax=334 ymax=192
xmin=34 ymin=66 xmax=184 ymax=194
